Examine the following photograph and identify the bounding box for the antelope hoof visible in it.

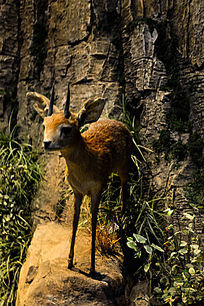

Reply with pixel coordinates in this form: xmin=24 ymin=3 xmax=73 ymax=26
xmin=89 ymin=269 xmax=102 ymax=280
xmin=89 ymin=268 xmax=96 ymax=278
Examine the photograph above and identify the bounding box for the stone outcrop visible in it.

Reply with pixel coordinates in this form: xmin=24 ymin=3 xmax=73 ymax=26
xmin=16 ymin=222 xmax=124 ymax=305
xmin=0 ymin=0 xmax=203 ymax=305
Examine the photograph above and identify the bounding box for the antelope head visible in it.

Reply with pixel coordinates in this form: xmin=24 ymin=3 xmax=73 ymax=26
xmin=27 ymin=85 xmax=105 ymax=152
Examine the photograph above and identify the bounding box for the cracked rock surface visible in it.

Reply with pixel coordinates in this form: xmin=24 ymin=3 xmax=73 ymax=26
xmin=16 ymin=222 xmax=124 ymax=306
xmin=0 ymin=0 xmax=203 ymax=305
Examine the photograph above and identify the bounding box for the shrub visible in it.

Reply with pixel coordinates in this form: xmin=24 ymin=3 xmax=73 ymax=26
xmin=127 ymin=208 xmax=204 ymax=305
xmin=153 ymin=210 xmax=204 ymax=305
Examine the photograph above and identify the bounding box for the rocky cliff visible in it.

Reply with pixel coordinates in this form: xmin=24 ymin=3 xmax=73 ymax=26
xmin=1 ymin=0 xmax=203 ymax=185
xmin=0 ymin=0 xmax=203 ymax=305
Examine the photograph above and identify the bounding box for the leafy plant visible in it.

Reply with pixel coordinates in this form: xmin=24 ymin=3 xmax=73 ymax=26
xmin=125 ymin=191 xmax=166 ymax=294
xmin=0 ymin=124 xmax=42 ymax=305
xmin=153 ymin=210 xmax=204 ymax=305
xmin=126 ymin=206 xmax=204 ymax=305
xmin=127 ymin=233 xmax=164 ymax=273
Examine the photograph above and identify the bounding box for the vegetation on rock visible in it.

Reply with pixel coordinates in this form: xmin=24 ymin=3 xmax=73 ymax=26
xmin=90 ymin=97 xmax=204 ymax=305
xmin=0 ymin=122 xmax=42 ymax=305
xmin=153 ymin=210 xmax=203 ymax=305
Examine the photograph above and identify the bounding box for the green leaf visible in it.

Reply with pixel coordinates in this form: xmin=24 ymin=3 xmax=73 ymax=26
xmin=174 ymin=281 xmax=183 ymax=288
xmin=127 ymin=241 xmax=137 ymax=251
xmin=168 ymin=287 xmax=176 ymax=294
xmin=182 ymin=296 xmax=187 ymax=303
xmin=164 ymin=208 xmax=174 ymax=216
xmin=144 ymin=262 xmax=151 ymax=272
xmin=153 ymin=287 xmax=162 ymax=294
xmin=194 ymin=249 xmax=201 ymax=255
xmin=151 ymin=243 xmax=164 ymax=252
xmin=135 ymin=250 xmax=142 ymax=258
xmin=191 ymin=244 xmax=199 ymax=250
xmin=178 ymin=248 xmax=188 ymax=255
xmin=144 ymin=245 xmax=153 ymax=254
xmin=182 ymin=271 xmax=188 ymax=281
xmin=189 ymin=267 xmax=195 ymax=275
xmin=170 ymin=252 xmax=177 ymax=258
xmin=133 ymin=233 xmax=147 ymax=244
xmin=171 ymin=264 xmax=178 ymax=272
xmin=186 ymin=264 xmax=194 ymax=269
xmin=183 ymin=212 xmax=195 ymax=220
xmin=180 ymin=241 xmax=187 ymax=247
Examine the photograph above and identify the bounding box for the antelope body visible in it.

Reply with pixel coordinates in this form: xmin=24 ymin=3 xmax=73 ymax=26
xmin=27 ymin=86 xmax=132 ymax=275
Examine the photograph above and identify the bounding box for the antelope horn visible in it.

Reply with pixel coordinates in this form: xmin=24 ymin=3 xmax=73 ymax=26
xmin=48 ymin=86 xmax=54 ymax=116
xmin=64 ymin=84 xmax=71 ymax=119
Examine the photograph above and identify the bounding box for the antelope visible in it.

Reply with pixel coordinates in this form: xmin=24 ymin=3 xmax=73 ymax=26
xmin=27 ymin=85 xmax=132 ymax=275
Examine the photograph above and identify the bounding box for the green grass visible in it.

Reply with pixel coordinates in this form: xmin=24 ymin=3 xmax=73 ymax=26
xmin=0 ymin=123 xmax=42 ymax=305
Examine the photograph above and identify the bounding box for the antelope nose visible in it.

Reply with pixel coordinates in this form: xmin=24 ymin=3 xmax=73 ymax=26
xmin=44 ymin=141 xmax=51 ymax=150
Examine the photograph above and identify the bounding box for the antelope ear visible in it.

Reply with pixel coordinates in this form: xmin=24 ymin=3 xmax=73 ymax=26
xmin=26 ymin=92 xmax=60 ymax=118
xmin=77 ymin=98 xmax=105 ymax=127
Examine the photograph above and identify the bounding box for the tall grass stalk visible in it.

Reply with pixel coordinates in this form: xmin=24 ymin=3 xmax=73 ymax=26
xmin=0 ymin=123 xmax=42 ymax=305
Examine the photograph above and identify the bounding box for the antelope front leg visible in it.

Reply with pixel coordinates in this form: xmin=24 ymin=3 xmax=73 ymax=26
xmin=90 ymin=193 xmax=101 ymax=276
xmin=68 ymin=191 xmax=83 ymax=269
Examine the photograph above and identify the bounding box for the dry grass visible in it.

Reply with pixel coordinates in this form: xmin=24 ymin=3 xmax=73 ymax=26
xmin=96 ymin=221 xmax=120 ymax=255
xmin=79 ymin=195 xmax=92 ymax=229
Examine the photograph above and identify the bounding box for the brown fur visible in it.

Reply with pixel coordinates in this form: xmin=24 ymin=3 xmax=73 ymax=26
xmin=27 ymin=91 xmax=132 ymax=275
xmin=59 ymin=117 xmax=131 ymax=275
xmin=62 ymin=118 xmax=132 ymax=196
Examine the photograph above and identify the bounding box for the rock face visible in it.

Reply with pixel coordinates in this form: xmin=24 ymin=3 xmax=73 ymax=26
xmin=16 ymin=223 xmax=124 ymax=306
xmin=121 ymin=0 xmax=203 ymax=236
xmin=0 ymin=0 xmax=203 ymax=305
xmin=16 ymin=0 xmax=123 ymax=148
xmin=0 ymin=0 xmax=20 ymax=129
xmin=0 ymin=0 xmax=202 ymax=184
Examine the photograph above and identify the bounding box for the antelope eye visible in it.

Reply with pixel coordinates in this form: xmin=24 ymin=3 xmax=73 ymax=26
xmin=60 ymin=126 xmax=72 ymax=136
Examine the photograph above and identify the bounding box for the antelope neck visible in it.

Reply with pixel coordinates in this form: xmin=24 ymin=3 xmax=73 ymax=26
xmin=60 ymin=133 xmax=94 ymax=165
